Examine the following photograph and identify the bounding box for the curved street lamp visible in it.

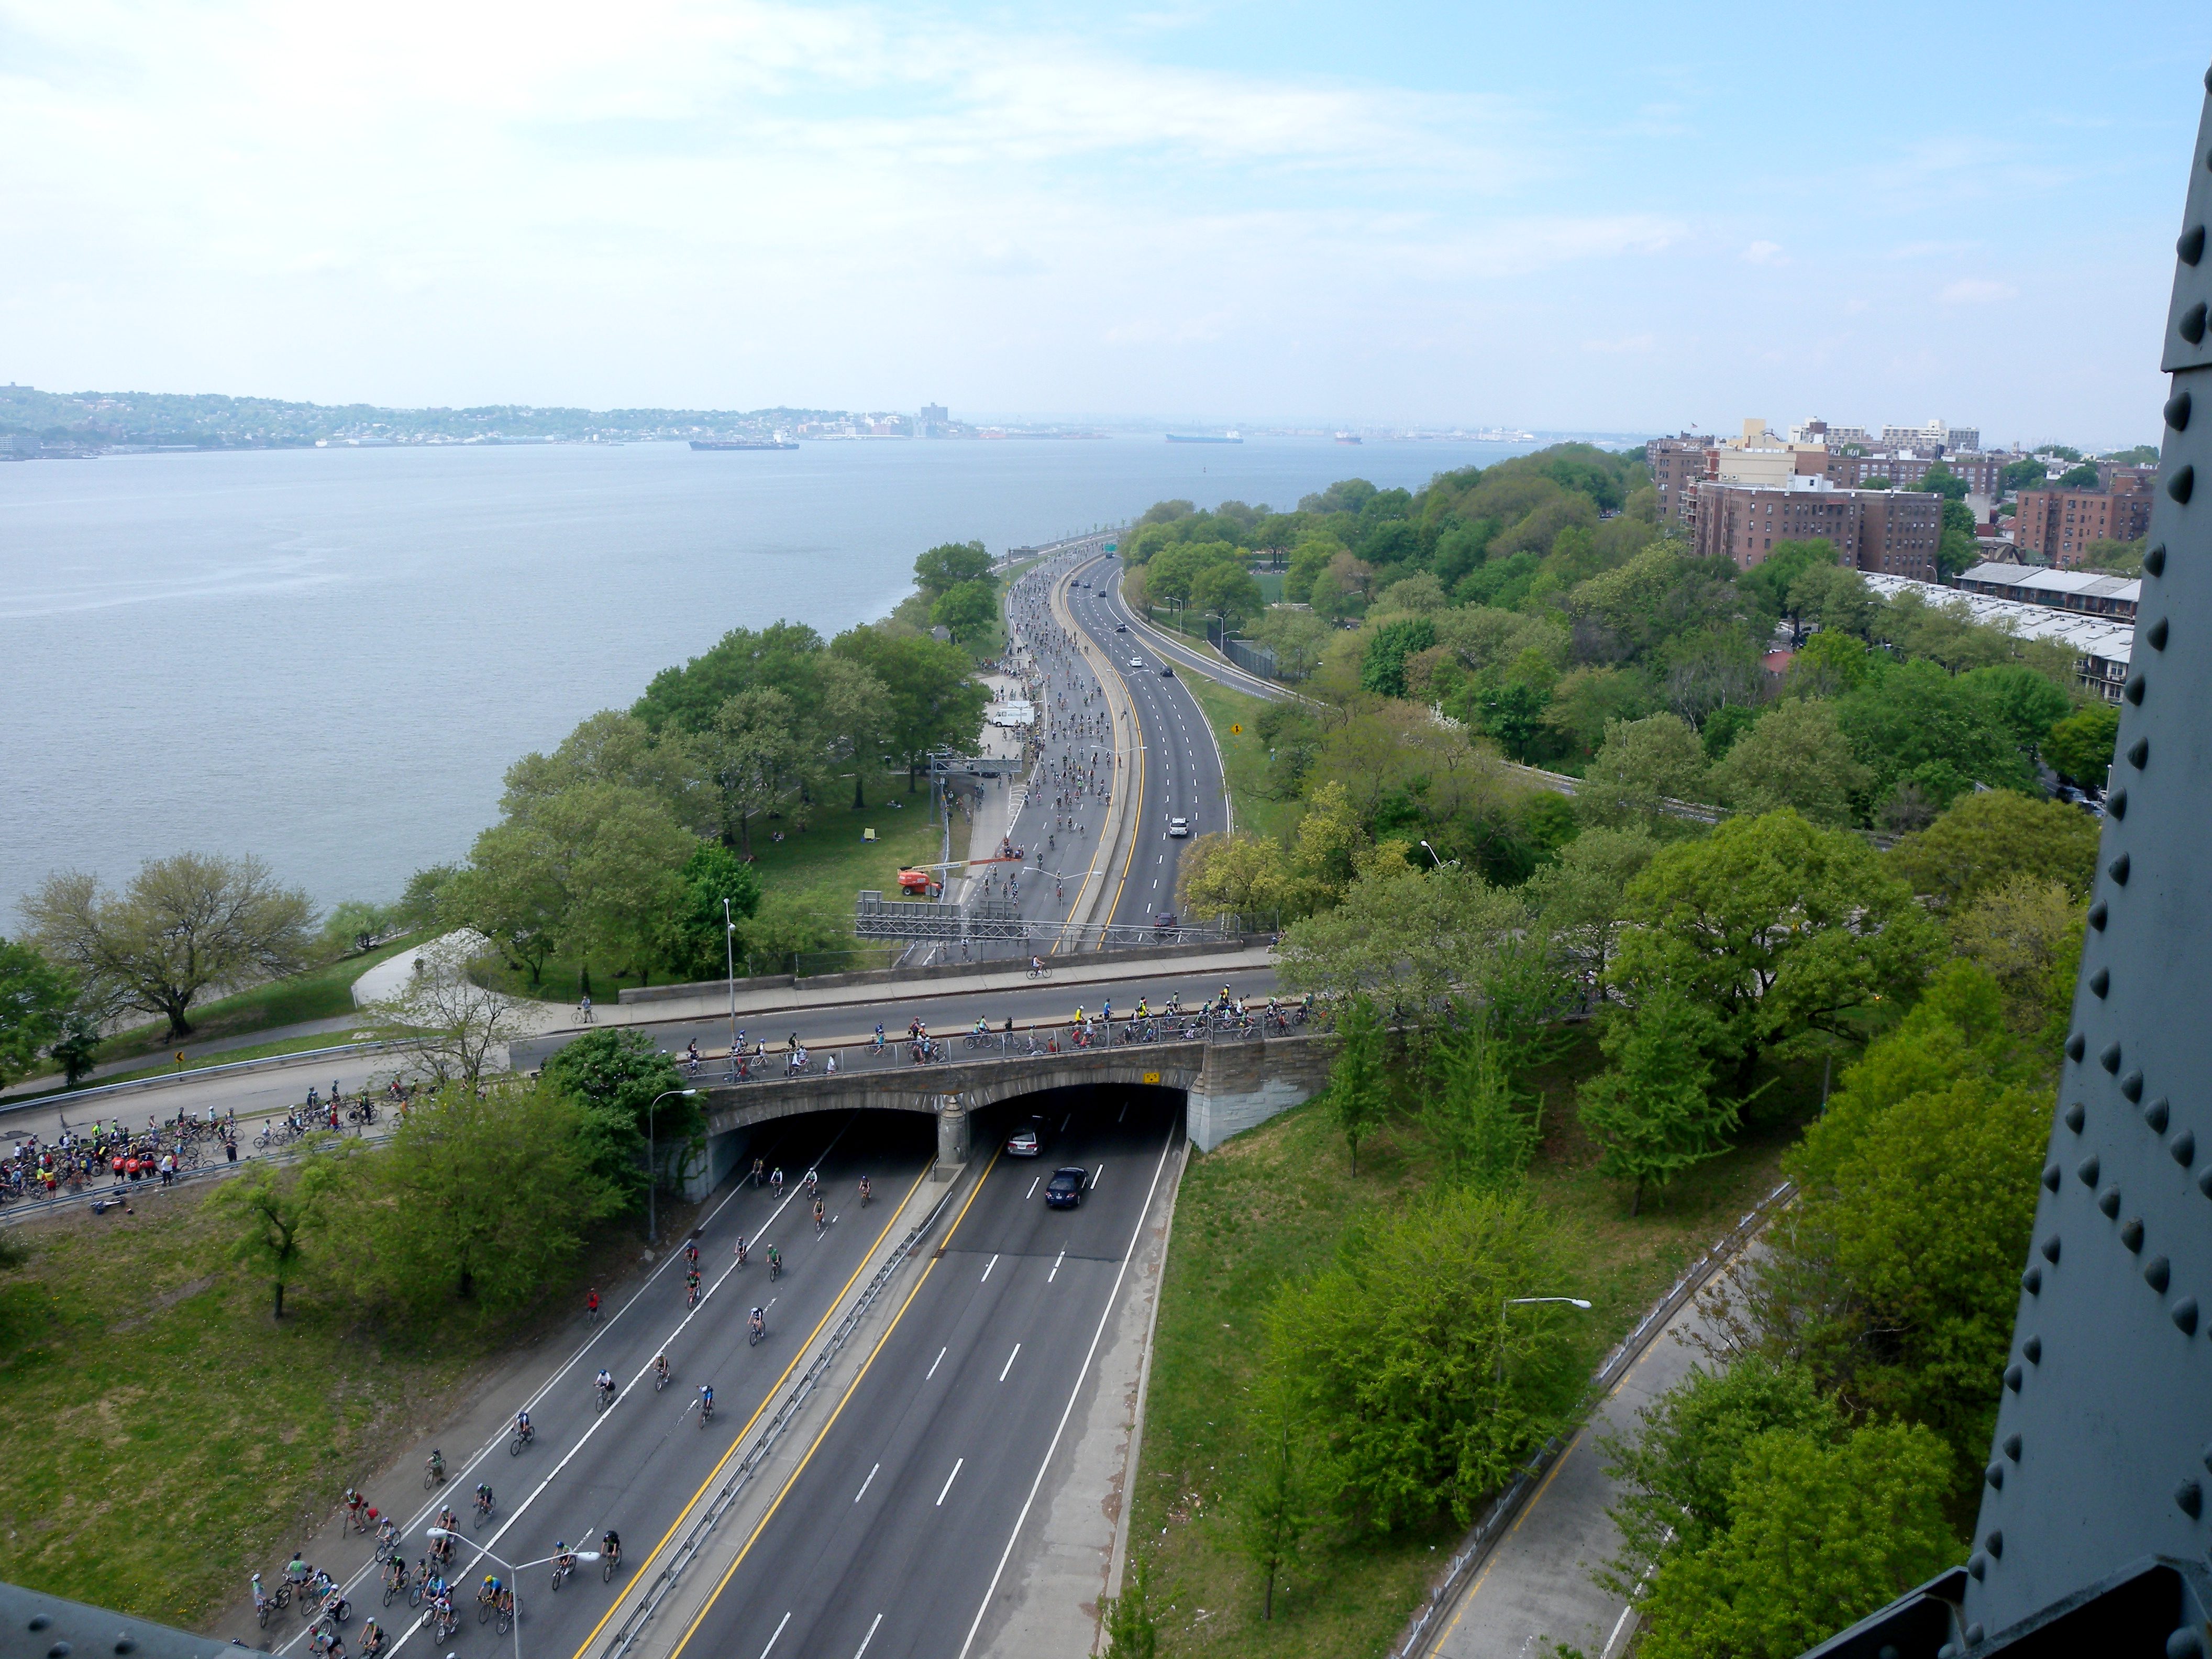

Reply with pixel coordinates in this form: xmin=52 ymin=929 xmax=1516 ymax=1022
xmin=1497 ymin=1295 xmax=1594 ymax=1384
xmin=647 ymin=1089 xmax=700 ymax=1247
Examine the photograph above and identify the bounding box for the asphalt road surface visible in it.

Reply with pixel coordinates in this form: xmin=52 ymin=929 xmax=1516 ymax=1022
xmin=662 ymin=1087 xmax=1180 ymax=1659
xmin=269 ymin=1110 xmax=941 ymax=1659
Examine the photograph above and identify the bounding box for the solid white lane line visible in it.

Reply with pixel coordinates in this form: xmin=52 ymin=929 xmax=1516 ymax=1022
xmin=855 ymin=1463 xmax=879 ymax=1504
xmin=854 ymin=1613 xmax=885 ymax=1658
xmin=1049 ymin=1248 xmax=1065 ymax=1284
xmin=999 ymin=1343 xmax=1022 ymax=1381
xmin=937 ymin=1457 xmax=965 ymax=1506
xmin=759 ymin=1610 xmax=791 ymax=1658
xmin=926 ymin=1344 xmax=948 ymax=1379
xmin=981 ymin=1254 xmax=1000 ymax=1281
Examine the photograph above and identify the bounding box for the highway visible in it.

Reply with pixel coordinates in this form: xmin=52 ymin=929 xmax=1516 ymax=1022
xmin=661 ymin=1091 xmax=1179 ymax=1659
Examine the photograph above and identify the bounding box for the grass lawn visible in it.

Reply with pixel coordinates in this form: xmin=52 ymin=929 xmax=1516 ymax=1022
xmin=1180 ymin=675 xmax=1301 ymax=845
xmin=1129 ymin=1024 xmax=1808 ymax=1659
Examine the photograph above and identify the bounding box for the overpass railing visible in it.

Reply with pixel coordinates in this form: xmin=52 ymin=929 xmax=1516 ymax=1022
xmin=853 ymin=890 xmax=1249 ymax=949
xmin=683 ymin=1003 xmax=1326 ymax=1090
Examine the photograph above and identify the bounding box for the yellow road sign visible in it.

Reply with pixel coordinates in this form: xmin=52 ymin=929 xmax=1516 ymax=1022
xmin=1143 ymin=1072 xmax=1161 ymax=1086
xmin=1230 ymin=723 xmax=1242 ymax=735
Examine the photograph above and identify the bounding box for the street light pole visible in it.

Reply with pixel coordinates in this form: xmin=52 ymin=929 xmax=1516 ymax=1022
xmin=1419 ymin=839 xmax=1443 ymax=869
xmin=646 ymin=1089 xmax=700 ymax=1248
xmin=1497 ymin=1295 xmax=1594 ymax=1385
xmin=723 ymin=898 xmax=738 ymax=1070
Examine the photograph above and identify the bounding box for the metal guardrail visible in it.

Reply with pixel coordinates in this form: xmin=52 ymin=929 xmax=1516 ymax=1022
xmin=602 ymin=1176 xmax=965 ymax=1659
xmin=1389 ymin=1178 xmax=1798 ymax=1659
xmin=1 ymin=1037 xmax=406 ymax=1117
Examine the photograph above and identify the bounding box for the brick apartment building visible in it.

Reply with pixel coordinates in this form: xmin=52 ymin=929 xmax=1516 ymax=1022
xmin=1822 ymin=449 xmax=2005 ymax=497
xmin=1647 ymin=434 xmax=1716 ymax=526
xmin=1691 ymin=481 xmax=1941 ymax=579
xmin=2012 ymin=474 xmax=2155 ymax=565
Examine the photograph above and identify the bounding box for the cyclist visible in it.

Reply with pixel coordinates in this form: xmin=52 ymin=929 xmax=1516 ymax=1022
xmin=358 ymin=1620 xmax=385 ymax=1657
xmin=377 ymin=1513 xmax=400 ymax=1553
xmin=586 ymin=1288 xmax=601 ymax=1320
xmin=751 ymin=1157 xmax=765 ymax=1187
xmin=514 ymin=1408 xmax=532 ymax=1441
xmin=872 ymin=1023 xmax=886 ymax=1052
xmin=699 ymin=1383 xmax=715 ymax=1417
xmin=749 ymin=1306 xmax=766 ymax=1341
xmin=803 ymin=1167 xmax=818 ymax=1195
xmin=971 ymin=1014 xmax=989 ymax=1038
xmin=767 ymin=1243 xmax=782 ymax=1277
xmin=812 ymin=1197 xmax=826 ymax=1232
xmin=684 ymin=1239 xmax=700 ymax=1266
xmin=734 ymin=1235 xmax=748 ymax=1266
xmin=858 ymin=1174 xmax=871 ymax=1205
xmin=1031 ymin=956 xmax=1045 ymax=976
xmin=472 ymin=1481 xmax=493 ymax=1519
xmin=1135 ymin=997 xmax=1149 ymax=1019
xmin=553 ymin=1540 xmax=576 ymax=1580
xmin=654 ymin=1352 xmax=670 ymax=1386
xmin=770 ymin=1167 xmax=784 ymax=1198
xmin=480 ymin=1573 xmax=504 ymax=1613
xmin=426 ymin=1448 xmax=445 ymax=1484
xmin=684 ymin=1266 xmax=701 ymax=1301
xmin=251 ymin=1573 xmax=269 ymax=1620
xmin=286 ymin=1552 xmax=312 ymax=1591
xmin=595 ymin=1367 xmax=615 ymax=1403
xmin=601 ymin=1528 xmax=622 ymax=1570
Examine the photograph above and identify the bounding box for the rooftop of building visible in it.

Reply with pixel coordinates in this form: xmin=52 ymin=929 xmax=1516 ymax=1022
xmin=1956 ymin=561 xmax=2141 ymax=604
xmin=1860 ymin=571 xmax=2136 ymax=662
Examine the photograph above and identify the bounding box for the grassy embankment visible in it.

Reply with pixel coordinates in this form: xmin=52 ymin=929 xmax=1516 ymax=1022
xmin=1179 ymin=674 xmax=1300 ymax=844
xmin=1129 ymin=1031 xmax=1813 ymax=1659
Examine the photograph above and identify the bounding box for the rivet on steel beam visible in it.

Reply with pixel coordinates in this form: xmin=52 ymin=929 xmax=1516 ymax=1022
xmin=2091 ymin=968 xmax=2111 ymax=997
xmin=2100 ymin=1186 xmax=2123 ymax=1218
xmin=2169 ymin=1624 xmax=2207 ymax=1659
xmin=2067 ymin=1032 xmax=2088 ymax=1060
xmin=2171 ymin=463 xmax=2197 ymax=502
xmin=2199 ymin=1166 xmax=2212 ymax=1199
xmin=2148 ymin=1099 xmax=2172 ymax=1132
xmin=2076 ymin=1155 xmax=2100 ymax=1186
xmin=2131 ymin=737 xmax=2152 ymax=768
xmin=2182 ymin=307 xmax=2209 ymax=347
xmin=2146 ymin=1255 xmax=2172 ymax=1292
xmin=2004 ymin=1364 xmax=2023 ymax=1391
xmin=2170 ymin=386 xmax=2198 ymax=425
xmin=2127 ymin=674 xmax=2148 ymax=705
xmin=2004 ymin=1433 xmax=2022 ymax=1461
xmin=2042 ymin=1235 xmax=2063 ymax=1263
xmin=2045 ymin=1162 xmax=2063 ymax=1191
xmin=2102 ymin=1042 xmax=2124 ymax=1074
xmin=2147 ymin=544 xmax=2167 ymax=576
xmin=2175 ymin=1297 xmax=2200 ymax=1336
xmin=1967 ymin=1552 xmax=1987 ymax=1579
xmin=2176 ymin=1478 xmax=2204 ymax=1519
xmin=2090 ymin=902 xmax=2109 ymax=931
xmin=2022 ymin=1265 xmax=2042 ymax=1293
xmin=2149 ymin=617 xmax=2170 ymax=649
xmin=2065 ymin=1102 xmax=2087 ymax=1132
xmin=1984 ymin=1529 xmax=2003 ymax=1557
xmin=1986 ymin=1462 xmax=2005 ymax=1490
xmin=2174 ymin=1130 xmax=2197 ymax=1167
xmin=2110 ymin=854 xmax=2133 ymax=886
xmin=2123 ymin=1070 xmax=2145 ymax=1103
xmin=2022 ymin=1337 xmax=2041 ymax=1364
xmin=2122 ymin=1217 xmax=2147 ymax=1252
xmin=2111 ymin=788 xmax=2129 ymax=819
xmin=1966 ymin=1624 xmax=1985 ymax=1647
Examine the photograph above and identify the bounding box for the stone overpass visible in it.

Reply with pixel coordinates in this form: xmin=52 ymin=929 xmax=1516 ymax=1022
xmin=684 ymin=1032 xmax=1332 ymax=1191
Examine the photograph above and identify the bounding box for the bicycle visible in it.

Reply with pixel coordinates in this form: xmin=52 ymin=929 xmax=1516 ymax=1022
xmin=424 ymin=1453 xmax=445 ymax=1489
xmin=595 ymin=1380 xmax=616 ymax=1413
xmin=685 ymin=1280 xmax=700 ymax=1310
xmin=699 ymin=1397 xmax=716 ymax=1428
xmin=494 ymin=1588 xmax=514 ymax=1635
xmin=602 ymin=1545 xmax=621 ymax=1583
xmin=550 ymin=1554 xmax=574 ymax=1592
xmin=769 ymin=1253 xmax=782 ymax=1281
xmin=472 ymin=1491 xmax=494 ymax=1528
xmin=381 ymin=1565 xmax=407 ymax=1607
xmin=509 ymin=1423 xmax=534 ymax=1456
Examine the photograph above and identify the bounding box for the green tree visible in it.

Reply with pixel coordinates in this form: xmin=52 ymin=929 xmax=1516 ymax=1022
xmin=1999 ymin=457 xmax=2049 ymax=493
xmin=352 ymin=1081 xmax=618 ymax=1314
xmin=210 ymin=1156 xmax=341 ymax=1318
xmin=1423 ymin=1015 xmax=1540 ymax=1190
xmin=1784 ymin=630 xmax=1870 ymax=698
xmin=1707 ymin=698 xmax=1867 ymax=827
xmin=1637 ymin=1422 xmax=1959 ymax=1659
xmin=443 ymin=822 xmax=566 ymax=984
xmin=911 ymin=539 xmax=992 ymax=598
xmin=1328 ymin=993 xmax=1389 ymax=1176
xmin=2042 ymin=701 xmax=2120 ymax=786
xmin=537 ymin=782 xmax=697 ymax=976
xmin=1885 ymin=788 xmax=2099 ymax=912
xmin=1578 ymin=990 xmax=1732 ymax=1215
xmin=665 ymin=843 xmax=764 ymax=980
xmin=2054 ymin=462 xmax=2099 ymax=489
xmin=1948 ymin=875 xmax=2083 ymax=1035
xmin=832 ymin=628 xmax=989 ymax=791
xmin=930 ymin=578 xmax=999 ymax=643
xmin=705 ymin=686 xmax=804 ymax=854
xmin=1610 ymin=811 xmax=1944 ymax=1084
xmin=1359 ymin=615 xmax=1437 ymax=697
xmin=631 ymin=621 xmax=826 ymax=735
xmin=48 ymin=1009 xmax=102 ymax=1086
xmin=1579 ymin=714 xmax=1710 ymax=831
xmin=1278 ymin=860 xmax=1536 ymax=1028
xmin=1525 ymin=827 xmax=1657 ymax=985
xmin=1228 ymin=1419 xmax=1312 ymax=1621
xmin=1918 ymin=461 xmax=1968 ymax=501
xmin=25 ymin=852 xmax=315 ymax=1039
xmin=1835 ymin=658 xmax=2038 ymax=812
xmin=541 ymin=1027 xmax=690 ymax=1211
xmin=1959 ymin=663 xmax=2071 ymax=750
xmin=1190 ymin=562 xmax=1265 ymax=631
xmin=1098 ymin=1554 xmax=1160 ymax=1659
xmin=0 ymin=937 xmax=75 ymax=1087
xmin=1265 ymin=1188 xmax=1585 ymax=1531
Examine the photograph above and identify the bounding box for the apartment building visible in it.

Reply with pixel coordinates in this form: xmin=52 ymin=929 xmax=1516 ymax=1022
xmin=1954 ymin=560 xmax=2139 ymax=621
xmin=1647 ymin=433 xmax=1716 ymax=526
xmin=1690 ymin=479 xmax=1941 ymax=579
xmin=1881 ymin=418 xmax=1981 ymax=451
xmin=2013 ymin=475 xmax=2155 ymax=565
xmin=1823 ymin=448 xmax=2005 ymax=497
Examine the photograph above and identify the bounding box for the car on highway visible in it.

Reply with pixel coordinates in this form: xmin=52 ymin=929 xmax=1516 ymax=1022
xmin=1158 ymin=663 xmax=1174 ymax=677
xmin=1045 ymin=1166 xmax=1088 ymax=1210
xmin=1129 ymin=657 xmax=1144 ymax=669
xmin=1114 ymin=622 xmax=1127 ymax=632
xmin=1006 ymin=1117 xmax=1045 ymax=1157
xmin=1167 ymin=816 xmax=1189 ymax=837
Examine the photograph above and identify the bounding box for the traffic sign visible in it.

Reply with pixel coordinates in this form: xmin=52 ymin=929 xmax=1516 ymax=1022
xmin=1230 ymin=724 xmax=1242 ymax=735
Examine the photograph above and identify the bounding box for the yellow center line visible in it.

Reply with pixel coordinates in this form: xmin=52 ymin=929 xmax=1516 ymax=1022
xmin=566 ymin=1159 xmax=935 ymax=1659
xmin=666 ymin=1148 xmax=1005 ymax=1659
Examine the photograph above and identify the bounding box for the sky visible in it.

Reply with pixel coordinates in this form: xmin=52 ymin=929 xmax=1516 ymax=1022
xmin=1 ymin=2 xmax=2205 ymax=442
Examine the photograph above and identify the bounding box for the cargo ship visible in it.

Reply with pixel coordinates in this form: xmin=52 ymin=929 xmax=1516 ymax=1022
xmin=1165 ymin=431 xmax=1242 ymax=444
xmin=1334 ymin=432 xmax=1363 ymax=444
xmin=691 ymin=438 xmax=798 ymax=450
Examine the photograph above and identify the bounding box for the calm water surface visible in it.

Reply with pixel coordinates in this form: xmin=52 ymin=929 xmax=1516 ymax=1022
xmin=1 ymin=435 xmax=1535 ymax=914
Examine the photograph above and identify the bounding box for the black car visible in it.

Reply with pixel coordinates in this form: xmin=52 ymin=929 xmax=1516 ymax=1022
xmin=1045 ymin=1166 xmax=1088 ymax=1209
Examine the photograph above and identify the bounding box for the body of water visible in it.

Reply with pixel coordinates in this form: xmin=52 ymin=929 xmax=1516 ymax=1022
xmin=1 ymin=434 xmax=1538 ymax=917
